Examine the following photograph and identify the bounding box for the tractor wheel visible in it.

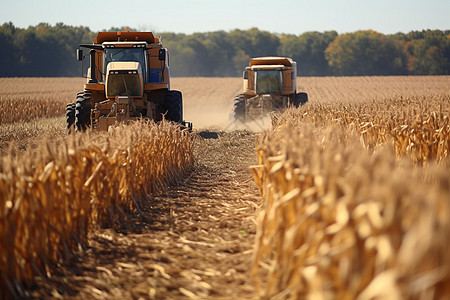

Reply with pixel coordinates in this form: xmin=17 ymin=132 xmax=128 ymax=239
xmin=66 ymin=103 xmax=76 ymax=132
xmin=293 ymin=92 xmax=308 ymax=107
xmin=233 ymin=93 xmax=245 ymax=121
xmin=75 ymin=92 xmax=92 ymax=131
xmin=163 ymin=90 xmax=183 ymax=123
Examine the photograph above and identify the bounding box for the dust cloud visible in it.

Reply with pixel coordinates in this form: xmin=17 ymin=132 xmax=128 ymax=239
xmin=172 ymin=77 xmax=272 ymax=132
xmin=185 ymin=105 xmax=272 ymax=132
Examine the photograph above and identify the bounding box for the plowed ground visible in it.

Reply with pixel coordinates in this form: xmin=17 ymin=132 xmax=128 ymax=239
xmin=29 ymin=131 xmax=261 ymax=299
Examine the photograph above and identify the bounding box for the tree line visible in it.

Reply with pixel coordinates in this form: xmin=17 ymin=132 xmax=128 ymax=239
xmin=0 ymin=22 xmax=448 ymax=77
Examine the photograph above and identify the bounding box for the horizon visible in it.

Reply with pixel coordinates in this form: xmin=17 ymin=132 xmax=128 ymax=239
xmin=1 ymin=21 xmax=448 ymax=37
xmin=1 ymin=0 xmax=449 ymax=36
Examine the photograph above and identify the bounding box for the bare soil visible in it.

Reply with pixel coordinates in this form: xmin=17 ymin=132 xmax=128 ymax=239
xmin=29 ymin=130 xmax=261 ymax=299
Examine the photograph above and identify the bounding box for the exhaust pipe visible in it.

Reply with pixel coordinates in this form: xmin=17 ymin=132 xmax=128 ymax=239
xmin=88 ymin=49 xmax=97 ymax=83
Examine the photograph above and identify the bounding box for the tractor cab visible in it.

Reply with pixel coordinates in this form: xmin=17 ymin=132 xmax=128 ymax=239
xmin=102 ymin=42 xmax=147 ymax=99
xmin=103 ymin=42 xmax=147 ymax=83
xmin=252 ymin=65 xmax=285 ymax=95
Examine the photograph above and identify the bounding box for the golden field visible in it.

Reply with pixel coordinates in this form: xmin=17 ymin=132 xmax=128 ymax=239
xmin=251 ymin=77 xmax=450 ymax=299
xmin=0 ymin=75 xmax=449 ymax=298
xmin=0 ymin=75 xmax=448 ymax=128
xmin=1 ymin=76 xmax=447 ymax=148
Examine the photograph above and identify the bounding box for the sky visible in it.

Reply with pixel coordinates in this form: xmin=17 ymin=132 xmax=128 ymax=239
xmin=1 ymin=0 xmax=449 ymax=35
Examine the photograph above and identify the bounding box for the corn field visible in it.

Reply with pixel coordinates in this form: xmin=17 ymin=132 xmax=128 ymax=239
xmin=0 ymin=121 xmax=194 ymax=298
xmin=272 ymin=95 xmax=450 ymax=164
xmin=251 ymin=93 xmax=450 ymax=299
xmin=1 ymin=76 xmax=449 ymax=298
xmin=0 ymin=78 xmax=83 ymax=124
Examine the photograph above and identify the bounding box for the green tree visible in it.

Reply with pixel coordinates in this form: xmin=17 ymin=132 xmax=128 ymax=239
xmin=1 ymin=23 xmax=449 ymax=77
xmin=232 ymin=49 xmax=250 ymax=77
xmin=161 ymin=28 xmax=280 ymax=76
xmin=161 ymin=33 xmax=196 ymax=76
xmin=279 ymin=31 xmax=337 ymax=76
xmin=0 ymin=22 xmax=93 ymax=76
xmin=325 ymin=30 xmax=406 ymax=75
xmin=229 ymin=28 xmax=279 ymax=58
xmin=0 ymin=22 xmax=19 ymax=76
xmin=399 ymin=30 xmax=449 ymax=75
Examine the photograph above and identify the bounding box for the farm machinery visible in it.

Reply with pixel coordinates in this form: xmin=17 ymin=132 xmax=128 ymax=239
xmin=233 ymin=57 xmax=308 ymax=121
xmin=67 ymin=31 xmax=191 ymax=131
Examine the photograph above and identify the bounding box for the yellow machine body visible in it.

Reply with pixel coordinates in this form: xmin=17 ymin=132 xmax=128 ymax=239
xmin=67 ymin=31 xmax=188 ymax=132
xmin=233 ymin=56 xmax=308 ymax=121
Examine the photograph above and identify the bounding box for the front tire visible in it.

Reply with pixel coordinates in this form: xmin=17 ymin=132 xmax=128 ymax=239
xmin=75 ymin=92 xmax=92 ymax=131
xmin=163 ymin=90 xmax=183 ymax=123
xmin=66 ymin=102 xmax=76 ymax=132
xmin=233 ymin=93 xmax=245 ymax=121
xmin=293 ymin=92 xmax=308 ymax=107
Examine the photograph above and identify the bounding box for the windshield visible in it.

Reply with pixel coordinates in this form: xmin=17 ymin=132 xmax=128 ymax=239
xmin=104 ymin=48 xmax=145 ymax=74
xmin=107 ymin=74 xmax=142 ymax=97
xmin=255 ymin=70 xmax=282 ymax=94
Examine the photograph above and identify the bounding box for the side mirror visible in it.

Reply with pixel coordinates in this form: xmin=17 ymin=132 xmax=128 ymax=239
xmin=158 ymin=49 xmax=166 ymax=61
xmin=243 ymin=70 xmax=248 ymax=79
xmin=77 ymin=48 xmax=83 ymax=61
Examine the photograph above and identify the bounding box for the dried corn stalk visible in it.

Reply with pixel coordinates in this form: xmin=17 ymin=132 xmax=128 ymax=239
xmin=273 ymin=95 xmax=449 ymax=164
xmin=252 ymin=122 xmax=450 ymax=299
xmin=0 ymin=120 xmax=193 ymax=298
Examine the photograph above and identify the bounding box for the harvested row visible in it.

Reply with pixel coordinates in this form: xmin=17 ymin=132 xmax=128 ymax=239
xmin=0 ymin=96 xmax=65 ymax=124
xmin=298 ymin=76 xmax=450 ymax=103
xmin=0 ymin=121 xmax=194 ymax=298
xmin=251 ymin=123 xmax=450 ymax=299
xmin=0 ymin=78 xmax=84 ymax=96
xmin=0 ymin=117 xmax=66 ymax=157
xmin=0 ymin=78 xmax=83 ymax=125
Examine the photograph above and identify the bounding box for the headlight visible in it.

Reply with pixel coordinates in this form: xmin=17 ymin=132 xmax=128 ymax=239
xmin=110 ymin=70 xmax=138 ymax=75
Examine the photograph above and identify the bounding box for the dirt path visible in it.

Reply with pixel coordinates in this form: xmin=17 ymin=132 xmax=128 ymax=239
xmin=31 ymin=130 xmax=261 ymax=299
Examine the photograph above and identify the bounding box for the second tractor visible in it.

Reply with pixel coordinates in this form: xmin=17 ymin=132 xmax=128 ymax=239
xmin=233 ymin=56 xmax=308 ymax=121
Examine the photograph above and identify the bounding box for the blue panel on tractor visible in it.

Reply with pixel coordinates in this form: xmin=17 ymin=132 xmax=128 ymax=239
xmin=150 ymin=68 xmax=162 ymax=83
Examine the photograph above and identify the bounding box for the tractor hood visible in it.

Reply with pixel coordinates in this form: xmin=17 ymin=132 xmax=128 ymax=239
xmin=106 ymin=62 xmax=144 ymax=99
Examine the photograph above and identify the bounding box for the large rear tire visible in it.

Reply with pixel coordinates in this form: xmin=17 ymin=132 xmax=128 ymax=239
xmin=163 ymin=90 xmax=183 ymax=123
xmin=66 ymin=102 xmax=76 ymax=132
xmin=233 ymin=93 xmax=245 ymax=121
xmin=75 ymin=92 xmax=92 ymax=131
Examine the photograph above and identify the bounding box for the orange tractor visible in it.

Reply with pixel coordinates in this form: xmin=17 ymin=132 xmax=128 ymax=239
xmin=67 ymin=31 xmax=190 ymax=131
xmin=233 ymin=57 xmax=308 ymax=121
